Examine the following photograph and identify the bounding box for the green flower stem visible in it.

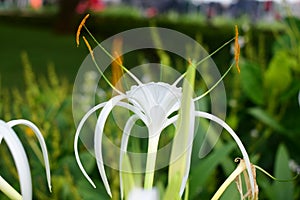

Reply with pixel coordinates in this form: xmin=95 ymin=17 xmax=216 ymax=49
xmin=144 ymin=134 xmax=160 ymax=189
xmin=0 ymin=175 xmax=22 ymax=200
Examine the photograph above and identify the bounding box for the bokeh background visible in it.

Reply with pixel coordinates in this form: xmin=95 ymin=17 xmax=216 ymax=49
xmin=0 ymin=0 xmax=300 ymax=199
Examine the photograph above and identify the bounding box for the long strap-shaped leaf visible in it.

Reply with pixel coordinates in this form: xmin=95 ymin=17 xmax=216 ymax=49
xmin=167 ymin=61 xmax=196 ymax=198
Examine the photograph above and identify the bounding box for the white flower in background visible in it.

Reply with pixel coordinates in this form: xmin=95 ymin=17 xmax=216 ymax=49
xmin=128 ymin=187 xmax=159 ymax=200
xmin=0 ymin=119 xmax=51 ymax=200
xmin=74 ymin=15 xmax=255 ymax=199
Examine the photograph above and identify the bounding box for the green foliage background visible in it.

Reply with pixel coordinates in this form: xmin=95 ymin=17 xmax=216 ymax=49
xmin=0 ymin=9 xmax=299 ymax=199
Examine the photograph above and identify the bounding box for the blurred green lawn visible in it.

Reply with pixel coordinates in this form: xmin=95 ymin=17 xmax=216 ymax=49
xmin=0 ymin=22 xmax=87 ymax=89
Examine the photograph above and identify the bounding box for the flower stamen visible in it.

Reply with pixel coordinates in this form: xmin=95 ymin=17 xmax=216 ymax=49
xmin=82 ymin=36 xmax=94 ymax=59
xmin=76 ymin=14 xmax=90 ymax=47
xmin=234 ymin=25 xmax=241 ymax=73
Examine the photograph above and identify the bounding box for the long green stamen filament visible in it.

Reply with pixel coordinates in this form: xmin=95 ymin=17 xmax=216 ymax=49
xmin=82 ymin=25 xmax=142 ymax=85
xmin=193 ymin=63 xmax=234 ymax=102
xmin=191 ymin=37 xmax=236 ymax=101
xmin=82 ymin=36 xmax=123 ymax=95
xmin=195 ymin=37 xmax=234 ymax=67
xmin=254 ymin=165 xmax=299 ymax=182
xmin=173 ymin=37 xmax=235 ymax=88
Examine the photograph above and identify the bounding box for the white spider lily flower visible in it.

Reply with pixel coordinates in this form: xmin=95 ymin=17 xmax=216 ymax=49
xmin=74 ymin=81 xmax=182 ymax=197
xmin=0 ymin=119 xmax=51 ymax=200
xmin=128 ymin=187 xmax=159 ymax=200
xmin=74 ymin=17 xmax=255 ymax=199
xmin=74 ymin=67 xmax=255 ymax=199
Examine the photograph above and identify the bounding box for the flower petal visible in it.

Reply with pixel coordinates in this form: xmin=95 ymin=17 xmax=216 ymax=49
xmin=120 ymin=115 xmax=139 ymax=199
xmin=116 ymin=101 xmax=148 ymax=124
xmin=94 ymin=94 xmax=127 ymax=197
xmin=194 ymin=111 xmax=255 ymax=197
xmin=126 ymin=82 xmax=181 ymax=119
xmin=7 ymin=119 xmax=52 ymax=192
xmin=0 ymin=120 xmax=32 ymax=200
xmin=74 ymin=102 xmax=107 ymax=188
xmin=74 ymin=96 xmax=147 ymax=194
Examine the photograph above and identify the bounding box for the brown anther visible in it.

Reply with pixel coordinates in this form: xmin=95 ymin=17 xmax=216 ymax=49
xmin=234 ymin=25 xmax=241 ymax=73
xmin=76 ymin=14 xmax=90 ymax=47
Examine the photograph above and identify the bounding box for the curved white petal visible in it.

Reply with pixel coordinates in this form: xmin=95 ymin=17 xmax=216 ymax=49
xmin=0 ymin=120 xmax=32 ymax=200
xmin=116 ymin=102 xmax=148 ymax=124
xmin=74 ymin=102 xmax=107 ymax=188
xmin=119 ymin=115 xmax=139 ymax=199
xmin=165 ymin=101 xmax=180 ymax=117
xmin=194 ymin=111 xmax=255 ymax=196
xmin=94 ymin=95 xmax=127 ymax=197
xmin=165 ymin=115 xmax=179 ymax=128
xmin=74 ymin=97 xmax=147 ymax=192
xmin=7 ymin=119 xmax=52 ymax=192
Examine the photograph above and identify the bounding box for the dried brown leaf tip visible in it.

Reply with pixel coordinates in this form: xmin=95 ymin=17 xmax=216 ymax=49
xmin=234 ymin=25 xmax=241 ymax=73
xmin=76 ymin=14 xmax=90 ymax=47
xmin=234 ymin=158 xmax=259 ymax=200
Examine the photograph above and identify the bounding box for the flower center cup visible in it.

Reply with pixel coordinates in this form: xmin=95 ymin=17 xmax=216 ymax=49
xmin=126 ymin=82 xmax=182 ymax=137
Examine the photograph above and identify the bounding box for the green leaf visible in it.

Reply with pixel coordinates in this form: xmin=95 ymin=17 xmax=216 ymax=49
xmin=219 ymin=182 xmax=240 ymax=200
xmin=248 ymin=107 xmax=286 ymax=133
xmin=264 ymin=51 xmax=293 ymax=94
xmin=168 ymin=61 xmax=196 ymax=194
xmin=163 ymin=172 xmax=181 ymax=200
xmin=240 ymin=61 xmax=264 ymax=105
xmin=272 ymin=144 xmax=293 ymax=200
xmin=77 ymin=179 xmax=110 ymax=200
xmin=189 ymin=142 xmax=235 ymax=199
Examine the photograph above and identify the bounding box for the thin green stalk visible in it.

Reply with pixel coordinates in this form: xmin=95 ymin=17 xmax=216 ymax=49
xmin=194 ymin=63 xmax=234 ymax=101
xmin=254 ymin=165 xmax=299 ymax=182
xmin=83 ymin=25 xmax=142 ymax=86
